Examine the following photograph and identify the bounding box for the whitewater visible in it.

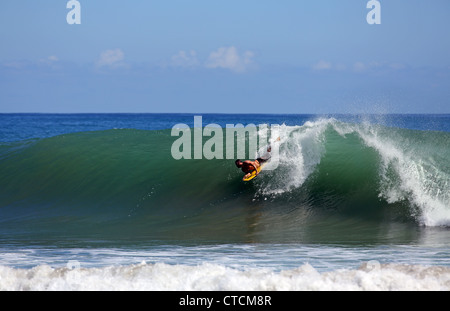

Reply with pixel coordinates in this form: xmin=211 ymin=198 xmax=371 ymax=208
xmin=255 ymin=118 xmax=450 ymax=227
xmin=1 ymin=244 xmax=450 ymax=291
xmin=2 ymin=262 xmax=450 ymax=291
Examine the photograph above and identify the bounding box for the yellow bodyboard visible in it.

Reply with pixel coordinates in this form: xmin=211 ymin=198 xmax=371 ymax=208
xmin=242 ymin=163 xmax=266 ymax=181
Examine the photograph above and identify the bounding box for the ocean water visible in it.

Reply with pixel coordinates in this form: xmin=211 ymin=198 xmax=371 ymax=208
xmin=0 ymin=113 xmax=449 ymax=291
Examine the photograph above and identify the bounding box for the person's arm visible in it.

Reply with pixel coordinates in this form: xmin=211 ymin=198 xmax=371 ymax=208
xmin=264 ymin=137 xmax=279 ymax=157
xmin=254 ymin=161 xmax=261 ymax=175
xmin=243 ymin=173 xmax=252 ymax=181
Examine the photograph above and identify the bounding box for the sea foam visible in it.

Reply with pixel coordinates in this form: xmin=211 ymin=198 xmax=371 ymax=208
xmin=1 ymin=262 xmax=449 ymax=291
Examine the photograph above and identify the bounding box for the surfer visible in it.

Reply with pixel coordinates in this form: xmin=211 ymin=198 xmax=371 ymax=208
xmin=235 ymin=159 xmax=264 ymax=180
xmin=235 ymin=137 xmax=280 ymax=180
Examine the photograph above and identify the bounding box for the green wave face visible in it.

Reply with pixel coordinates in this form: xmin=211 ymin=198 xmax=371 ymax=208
xmin=0 ymin=119 xmax=449 ymax=244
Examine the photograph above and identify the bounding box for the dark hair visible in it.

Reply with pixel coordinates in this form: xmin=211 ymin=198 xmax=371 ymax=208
xmin=235 ymin=159 xmax=242 ymax=168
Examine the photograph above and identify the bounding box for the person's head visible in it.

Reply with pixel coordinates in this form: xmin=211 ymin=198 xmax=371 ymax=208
xmin=235 ymin=159 xmax=243 ymax=168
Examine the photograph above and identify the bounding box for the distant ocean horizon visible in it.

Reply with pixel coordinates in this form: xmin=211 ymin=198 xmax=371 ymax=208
xmin=0 ymin=113 xmax=449 ymax=290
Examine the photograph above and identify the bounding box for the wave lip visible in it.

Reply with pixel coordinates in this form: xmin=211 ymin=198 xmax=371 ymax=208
xmin=348 ymin=122 xmax=450 ymax=227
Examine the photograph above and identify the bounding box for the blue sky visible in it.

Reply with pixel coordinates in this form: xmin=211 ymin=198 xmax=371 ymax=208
xmin=0 ymin=0 xmax=449 ymax=113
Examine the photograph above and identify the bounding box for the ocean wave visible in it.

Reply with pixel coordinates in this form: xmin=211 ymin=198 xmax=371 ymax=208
xmin=0 ymin=118 xmax=449 ymax=243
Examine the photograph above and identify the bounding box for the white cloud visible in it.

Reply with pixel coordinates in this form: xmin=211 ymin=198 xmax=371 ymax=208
xmin=38 ymin=55 xmax=59 ymax=66
xmin=312 ymin=60 xmax=408 ymax=73
xmin=312 ymin=60 xmax=347 ymax=71
xmin=96 ymin=49 xmax=126 ymax=68
xmin=389 ymin=63 xmax=406 ymax=70
xmin=47 ymin=55 xmax=59 ymax=62
xmin=353 ymin=61 xmax=406 ymax=72
xmin=205 ymin=46 xmax=254 ymax=73
xmin=312 ymin=60 xmax=332 ymax=71
xmin=171 ymin=50 xmax=199 ymax=68
xmin=2 ymin=61 xmax=27 ymax=69
xmin=334 ymin=63 xmax=347 ymax=71
xmin=353 ymin=62 xmax=366 ymax=72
